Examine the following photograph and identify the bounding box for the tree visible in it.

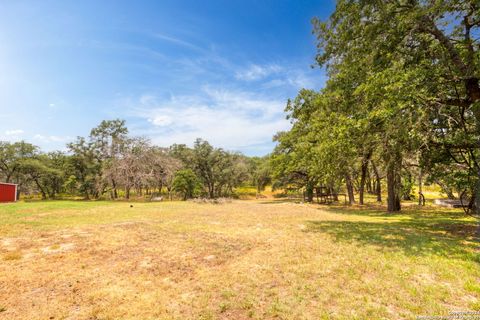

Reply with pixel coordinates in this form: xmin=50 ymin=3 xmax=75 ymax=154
xmin=308 ymin=0 xmax=480 ymax=212
xmin=0 ymin=141 xmax=37 ymax=183
xmin=67 ymin=137 xmax=101 ymax=199
xmin=0 ymin=121 xmax=259 ymax=201
xmin=249 ymin=156 xmax=271 ymax=195
xmin=114 ymin=137 xmax=150 ymax=199
xmin=271 ymin=88 xmax=366 ymax=204
xmin=171 ymin=139 xmax=249 ymax=198
xmin=90 ymin=119 xmax=128 ymax=198
xmin=270 ymin=130 xmax=319 ymax=203
xmin=19 ymin=156 xmax=63 ymax=199
xmin=191 ymin=139 xmax=220 ymax=198
xmin=145 ymin=146 xmax=181 ymax=196
xmin=173 ymin=169 xmax=199 ymax=200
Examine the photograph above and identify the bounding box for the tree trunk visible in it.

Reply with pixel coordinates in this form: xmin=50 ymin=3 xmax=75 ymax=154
xmin=158 ymin=180 xmax=163 ymax=194
xmin=34 ymin=179 xmax=47 ymax=200
xmin=305 ymin=182 xmax=314 ymax=202
xmin=465 ymin=77 xmax=480 ymax=214
xmin=359 ymin=155 xmax=370 ymax=205
xmin=345 ymin=173 xmax=355 ymax=204
xmin=386 ymin=164 xmax=401 ymax=212
xmin=474 ymin=170 xmax=480 ymax=215
xmin=112 ymin=179 xmax=118 ymax=199
xmin=418 ymin=168 xmax=424 ymax=206
xmin=435 ymin=179 xmax=456 ymax=199
xmin=208 ymin=183 xmax=215 ymax=199
xmin=371 ymin=160 xmax=382 ymax=202
xmin=366 ymin=171 xmax=373 ymax=194
xmin=330 ymin=186 xmax=338 ymax=201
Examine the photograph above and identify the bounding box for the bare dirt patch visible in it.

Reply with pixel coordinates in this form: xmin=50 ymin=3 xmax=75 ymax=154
xmin=41 ymin=243 xmax=75 ymax=254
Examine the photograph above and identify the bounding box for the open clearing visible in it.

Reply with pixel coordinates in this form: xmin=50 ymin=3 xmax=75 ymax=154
xmin=0 ymin=200 xmax=479 ymax=319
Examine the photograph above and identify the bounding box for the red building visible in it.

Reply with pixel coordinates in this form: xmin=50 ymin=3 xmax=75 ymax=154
xmin=0 ymin=183 xmax=17 ymax=202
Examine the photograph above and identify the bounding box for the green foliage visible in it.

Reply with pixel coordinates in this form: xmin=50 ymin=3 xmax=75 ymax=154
xmin=67 ymin=136 xmax=101 ymax=199
xmin=173 ymin=169 xmax=199 ymax=200
xmin=171 ymin=139 xmax=250 ymax=198
xmin=0 ymin=141 xmax=38 ymax=185
xmin=1 ymin=122 xmax=254 ymax=200
xmin=272 ymin=0 xmax=480 ymax=213
xmin=19 ymin=156 xmax=64 ymax=199
xmin=0 ymin=142 xmax=72 ymax=199
xmin=248 ymin=156 xmax=271 ymax=193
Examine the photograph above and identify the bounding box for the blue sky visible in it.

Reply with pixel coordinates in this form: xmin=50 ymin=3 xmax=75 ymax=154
xmin=0 ymin=0 xmax=333 ymax=156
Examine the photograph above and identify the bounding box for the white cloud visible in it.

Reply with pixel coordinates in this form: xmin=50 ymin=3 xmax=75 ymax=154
xmin=235 ymin=64 xmax=283 ymax=81
xmin=286 ymin=72 xmax=317 ymax=89
xmin=234 ymin=62 xmax=325 ymax=91
xmin=139 ymin=94 xmax=156 ymax=105
xmin=148 ymin=115 xmax=173 ymax=126
xmin=131 ymin=87 xmax=290 ymax=151
xmin=5 ymin=129 xmax=24 ymax=136
xmin=1 ymin=129 xmax=25 ymax=141
xmin=33 ymin=134 xmax=71 ymax=143
xmin=152 ymin=32 xmax=203 ymax=52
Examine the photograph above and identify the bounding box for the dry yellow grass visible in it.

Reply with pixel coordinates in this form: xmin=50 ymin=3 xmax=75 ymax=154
xmin=0 ymin=200 xmax=478 ymax=319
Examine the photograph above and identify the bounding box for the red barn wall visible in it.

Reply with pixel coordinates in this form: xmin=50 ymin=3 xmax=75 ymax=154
xmin=0 ymin=183 xmax=17 ymax=202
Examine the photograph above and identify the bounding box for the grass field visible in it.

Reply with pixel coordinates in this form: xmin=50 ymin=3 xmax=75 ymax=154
xmin=0 ymin=200 xmax=479 ymax=319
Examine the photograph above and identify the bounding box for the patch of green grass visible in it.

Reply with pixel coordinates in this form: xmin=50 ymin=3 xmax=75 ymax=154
xmin=470 ymin=301 xmax=480 ymax=311
xmin=0 ymin=200 xmax=191 ymax=236
xmin=234 ymin=185 xmax=259 ymax=199
xmin=219 ymin=302 xmax=230 ymax=313
xmin=465 ymin=281 xmax=480 ymax=294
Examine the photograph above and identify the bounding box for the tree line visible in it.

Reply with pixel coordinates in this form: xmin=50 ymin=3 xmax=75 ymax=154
xmin=270 ymin=0 xmax=480 ymax=214
xmin=0 ymin=120 xmax=270 ymax=200
xmin=2 ymin=1 xmax=478 ymax=214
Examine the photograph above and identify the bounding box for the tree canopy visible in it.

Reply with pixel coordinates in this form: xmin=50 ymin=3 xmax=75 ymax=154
xmin=270 ymin=0 xmax=480 ymax=214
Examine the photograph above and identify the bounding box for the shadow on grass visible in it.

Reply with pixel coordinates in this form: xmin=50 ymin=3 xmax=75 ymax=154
xmin=305 ymin=216 xmax=479 ymax=262
xmin=257 ymin=198 xmax=305 ymax=205
xmin=318 ymin=202 xmax=478 ymax=220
